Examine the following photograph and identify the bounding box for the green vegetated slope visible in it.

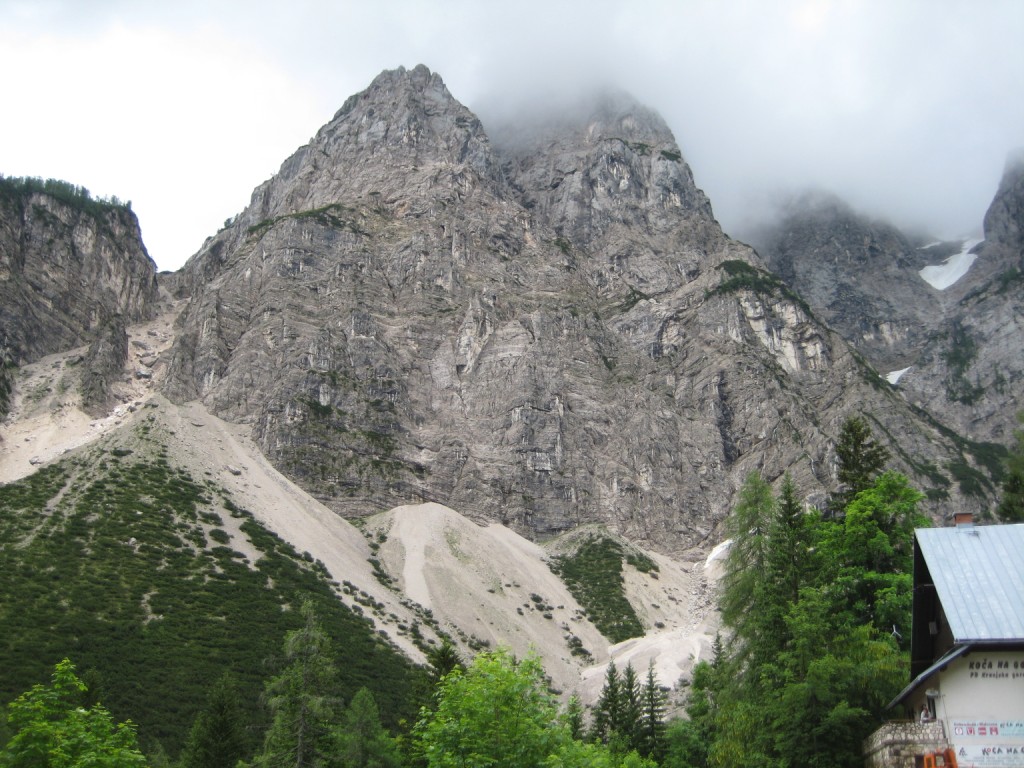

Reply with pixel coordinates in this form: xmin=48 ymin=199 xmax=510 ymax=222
xmin=0 ymin=422 xmax=422 ymax=756
xmin=549 ymin=533 xmax=655 ymax=644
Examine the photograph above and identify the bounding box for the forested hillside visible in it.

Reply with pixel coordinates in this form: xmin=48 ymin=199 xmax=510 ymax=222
xmin=8 ymin=416 xmax=1007 ymax=767
xmin=0 ymin=420 xmax=423 ymax=758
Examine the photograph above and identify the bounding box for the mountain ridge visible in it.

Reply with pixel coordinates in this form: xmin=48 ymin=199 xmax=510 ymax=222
xmin=1 ymin=63 xmax=1019 ymax=757
xmin=750 ymin=154 xmax=1023 ymax=446
xmin=158 ymin=65 xmax=995 ymax=547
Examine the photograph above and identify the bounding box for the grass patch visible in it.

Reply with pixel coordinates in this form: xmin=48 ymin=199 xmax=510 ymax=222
xmin=247 ymin=203 xmax=369 ymax=238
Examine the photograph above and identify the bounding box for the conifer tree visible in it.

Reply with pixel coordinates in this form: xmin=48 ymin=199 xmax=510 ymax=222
xmin=832 ymin=415 xmax=890 ymax=511
xmin=178 ymin=673 xmax=248 ymax=768
xmin=425 ymin=638 xmax=463 ymax=687
xmin=592 ymin=661 xmax=621 ymax=744
xmin=333 ymin=687 xmax=400 ymax=768
xmin=719 ymin=471 xmax=775 ymax=667
xmin=255 ymin=600 xmax=339 ymax=768
xmin=619 ymin=664 xmax=642 ymax=751
xmin=637 ymin=665 xmax=666 ymax=762
xmin=563 ymin=696 xmax=585 ymax=742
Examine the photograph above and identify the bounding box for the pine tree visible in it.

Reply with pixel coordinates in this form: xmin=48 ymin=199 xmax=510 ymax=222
xmin=178 ymin=673 xmax=248 ymax=768
xmin=334 ymin=687 xmax=400 ymax=768
xmin=620 ymin=664 xmax=643 ymax=751
xmin=591 ymin=660 xmax=621 ymax=744
xmin=426 ymin=638 xmax=463 ymax=687
xmin=719 ymin=471 xmax=775 ymax=666
xmin=832 ymin=415 xmax=890 ymax=511
xmin=562 ymin=696 xmax=585 ymax=742
xmin=757 ymin=474 xmax=818 ymax=665
xmin=256 ymin=600 xmax=339 ymax=768
xmin=638 ymin=665 xmax=666 ymax=762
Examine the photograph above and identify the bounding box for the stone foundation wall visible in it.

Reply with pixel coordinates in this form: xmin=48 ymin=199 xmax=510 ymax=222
xmin=864 ymin=721 xmax=948 ymax=768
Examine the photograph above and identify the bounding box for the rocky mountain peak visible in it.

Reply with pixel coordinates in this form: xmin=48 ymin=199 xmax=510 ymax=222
xmin=983 ymin=149 xmax=1024 ymax=249
xmin=239 ymin=64 xmax=494 ymax=228
xmin=493 ymin=88 xmax=722 ymax=301
xmin=161 ymin=66 xmax=993 ymax=552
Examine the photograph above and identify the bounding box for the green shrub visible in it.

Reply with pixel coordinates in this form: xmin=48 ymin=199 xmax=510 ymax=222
xmin=550 ymin=535 xmax=644 ymax=643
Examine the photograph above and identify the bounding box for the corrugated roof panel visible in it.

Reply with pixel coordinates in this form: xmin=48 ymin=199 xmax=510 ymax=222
xmin=917 ymin=523 xmax=1024 ymax=643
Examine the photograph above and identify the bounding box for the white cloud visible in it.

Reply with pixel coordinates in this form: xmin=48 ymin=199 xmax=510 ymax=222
xmin=1 ymin=0 xmax=1022 ymax=270
xmin=0 ymin=18 xmax=324 ymax=268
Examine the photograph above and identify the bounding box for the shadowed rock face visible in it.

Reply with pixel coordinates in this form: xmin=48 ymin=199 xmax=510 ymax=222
xmin=162 ymin=66 xmax=991 ymax=551
xmin=0 ymin=186 xmax=157 ymax=364
xmin=0 ymin=182 xmax=158 ymax=416
xmin=748 ymin=191 xmax=942 ymax=373
xmin=984 ymin=151 xmax=1024 ymax=250
xmin=750 ymin=160 xmax=1023 ymax=445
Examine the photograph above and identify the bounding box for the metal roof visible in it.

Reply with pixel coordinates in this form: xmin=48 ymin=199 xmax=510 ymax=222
xmin=917 ymin=523 xmax=1024 ymax=643
xmin=890 ymin=644 xmax=971 ymax=708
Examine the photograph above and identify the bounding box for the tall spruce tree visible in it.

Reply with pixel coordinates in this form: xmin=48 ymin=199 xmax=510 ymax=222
xmin=719 ymin=472 xmax=775 ymax=667
xmin=832 ymin=415 xmax=890 ymax=511
xmin=619 ymin=664 xmax=642 ymax=752
xmin=178 ymin=673 xmax=248 ymax=768
xmin=333 ymin=687 xmax=400 ymax=768
xmin=592 ymin=661 xmax=622 ymax=744
xmin=637 ymin=665 xmax=666 ymax=762
xmin=255 ymin=600 xmax=339 ymax=768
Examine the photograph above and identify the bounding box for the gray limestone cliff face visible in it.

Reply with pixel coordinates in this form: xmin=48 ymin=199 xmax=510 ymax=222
xmin=495 ymin=91 xmax=724 ymax=303
xmin=751 ymin=168 xmax=1022 ymax=448
xmin=0 ymin=182 xmax=158 ymax=415
xmin=749 ymin=191 xmax=939 ymax=372
xmin=983 ymin=150 xmax=1024 ymax=250
xmin=898 ymin=155 xmax=1024 ymax=444
xmin=162 ymin=66 xmax=987 ymax=550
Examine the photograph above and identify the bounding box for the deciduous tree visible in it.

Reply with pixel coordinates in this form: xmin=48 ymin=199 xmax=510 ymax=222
xmin=1 ymin=658 xmax=148 ymax=767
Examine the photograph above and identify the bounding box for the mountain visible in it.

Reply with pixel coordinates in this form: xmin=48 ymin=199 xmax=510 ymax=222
xmin=745 ymin=190 xmax=937 ymax=372
xmin=0 ymin=177 xmax=159 ymax=417
xmin=2 ymin=63 xmax=1018 ymax=758
xmin=750 ymin=154 xmax=1023 ymax=448
xmin=162 ymin=65 xmax=989 ymax=550
xmin=0 ymin=329 xmax=717 ymax=749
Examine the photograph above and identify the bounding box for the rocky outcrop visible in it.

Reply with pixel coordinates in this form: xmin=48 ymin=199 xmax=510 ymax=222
xmin=163 ymin=66 xmax=991 ymax=551
xmin=0 ymin=179 xmax=159 ymax=415
xmin=80 ymin=314 xmax=129 ymax=416
xmin=751 ymin=164 xmax=1023 ymax=447
xmin=900 ymin=155 xmax=1024 ymax=444
xmin=748 ymin=191 xmax=939 ymax=372
xmin=983 ymin=150 xmax=1024 ymax=250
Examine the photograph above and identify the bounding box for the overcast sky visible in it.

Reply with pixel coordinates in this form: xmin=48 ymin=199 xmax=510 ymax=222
xmin=2 ymin=0 xmax=1022 ymax=271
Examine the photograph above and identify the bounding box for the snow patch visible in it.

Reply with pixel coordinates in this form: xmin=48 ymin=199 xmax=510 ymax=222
xmin=920 ymin=238 xmax=982 ymax=290
xmin=886 ymin=366 xmax=912 ymax=385
xmin=918 ymin=241 xmax=943 ymax=250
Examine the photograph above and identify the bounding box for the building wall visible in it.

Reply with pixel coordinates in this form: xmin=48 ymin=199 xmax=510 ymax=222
xmin=932 ymin=651 xmax=1024 ymax=768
